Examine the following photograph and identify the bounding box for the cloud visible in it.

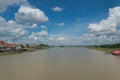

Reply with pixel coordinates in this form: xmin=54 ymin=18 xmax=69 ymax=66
xmin=55 ymin=22 xmax=65 ymax=26
xmin=31 ymin=24 xmax=37 ymax=28
xmin=82 ymin=34 xmax=120 ymax=45
xmin=41 ymin=25 xmax=47 ymax=29
xmin=29 ymin=30 xmax=48 ymax=40
xmin=57 ymin=37 xmax=66 ymax=41
xmin=58 ymin=22 xmax=64 ymax=26
xmin=0 ymin=16 xmax=40 ymax=42
xmin=0 ymin=0 xmax=27 ymax=12
xmin=15 ymin=5 xmax=48 ymax=23
xmin=88 ymin=6 xmax=120 ymax=35
xmin=83 ymin=6 xmax=120 ymax=45
xmin=6 ymin=20 xmax=38 ymax=28
xmin=39 ymin=30 xmax=48 ymax=36
xmin=47 ymin=35 xmax=82 ymax=46
xmin=52 ymin=6 xmax=63 ymax=12
xmin=17 ymin=30 xmax=49 ymax=44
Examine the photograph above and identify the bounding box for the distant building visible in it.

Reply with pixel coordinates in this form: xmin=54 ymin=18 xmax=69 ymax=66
xmin=8 ymin=43 xmax=16 ymax=48
xmin=0 ymin=41 xmax=5 ymax=48
xmin=0 ymin=41 xmax=5 ymax=44
xmin=16 ymin=46 xmax=22 ymax=50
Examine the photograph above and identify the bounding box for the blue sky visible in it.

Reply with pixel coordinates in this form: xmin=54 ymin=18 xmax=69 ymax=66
xmin=0 ymin=0 xmax=120 ymax=45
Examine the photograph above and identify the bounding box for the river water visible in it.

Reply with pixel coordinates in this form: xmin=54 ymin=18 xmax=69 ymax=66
xmin=0 ymin=47 xmax=120 ymax=80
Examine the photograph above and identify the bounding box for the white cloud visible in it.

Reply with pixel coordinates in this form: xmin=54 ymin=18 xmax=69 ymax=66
xmin=58 ymin=22 xmax=64 ymax=26
xmin=84 ymin=6 xmax=120 ymax=45
xmin=57 ymin=37 xmax=65 ymax=41
xmin=29 ymin=30 xmax=48 ymax=40
xmin=88 ymin=6 xmax=120 ymax=35
xmin=20 ymin=32 xmax=117 ymax=45
xmin=46 ymin=35 xmax=82 ymax=46
xmin=15 ymin=5 xmax=48 ymax=23
xmin=0 ymin=0 xmax=27 ymax=12
xmin=0 ymin=16 xmax=40 ymax=42
xmin=48 ymin=37 xmax=54 ymax=41
xmin=5 ymin=20 xmax=37 ymax=28
xmin=39 ymin=30 xmax=48 ymax=36
xmin=77 ymin=32 xmax=120 ymax=45
xmin=31 ymin=24 xmax=37 ymax=28
xmin=55 ymin=22 xmax=65 ymax=27
xmin=41 ymin=25 xmax=47 ymax=29
xmin=52 ymin=6 xmax=63 ymax=12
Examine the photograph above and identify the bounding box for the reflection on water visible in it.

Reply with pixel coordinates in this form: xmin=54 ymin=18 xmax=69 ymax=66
xmin=0 ymin=47 xmax=120 ymax=80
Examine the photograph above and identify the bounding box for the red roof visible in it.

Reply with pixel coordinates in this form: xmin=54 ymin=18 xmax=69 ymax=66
xmin=8 ymin=43 xmax=16 ymax=47
xmin=0 ymin=41 xmax=5 ymax=45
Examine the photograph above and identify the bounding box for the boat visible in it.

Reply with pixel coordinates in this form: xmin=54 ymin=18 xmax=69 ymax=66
xmin=112 ymin=50 xmax=120 ymax=55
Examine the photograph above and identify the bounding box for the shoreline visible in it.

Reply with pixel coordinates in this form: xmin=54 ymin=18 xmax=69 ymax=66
xmin=87 ymin=47 xmax=116 ymax=53
xmin=0 ymin=47 xmax=50 ymax=55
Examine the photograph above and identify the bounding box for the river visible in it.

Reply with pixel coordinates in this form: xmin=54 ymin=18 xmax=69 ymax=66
xmin=0 ymin=47 xmax=120 ymax=80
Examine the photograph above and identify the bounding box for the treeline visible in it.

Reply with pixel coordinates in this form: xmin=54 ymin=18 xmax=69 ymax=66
xmin=89 ymin=43 xmax=120 ymax=48
xmin=35 ymin=44 xmax=49 ymax=49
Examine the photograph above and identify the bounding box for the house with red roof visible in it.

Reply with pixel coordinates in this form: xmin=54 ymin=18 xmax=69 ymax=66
xmin=0 ymin=41 xmax=5 ymax=48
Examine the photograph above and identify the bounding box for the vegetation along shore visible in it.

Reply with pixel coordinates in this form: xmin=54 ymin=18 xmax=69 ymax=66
xmin=87 ymin=43 xmax=120 ymax=52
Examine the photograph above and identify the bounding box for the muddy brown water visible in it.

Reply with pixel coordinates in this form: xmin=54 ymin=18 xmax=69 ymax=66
xmin=0 ymin=47 xmax=120 ymax=80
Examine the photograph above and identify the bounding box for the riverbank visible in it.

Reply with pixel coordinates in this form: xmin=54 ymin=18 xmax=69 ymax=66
xmin=86 ymin=43 xmax=120 ymax=53
xmin=0 ymin=51 xmax=21 ymax=55
xmin=87 ymin=47 xmax=117 ymax=52
xmin=0 ymin=47 xmax=50 ymax=55
xmin=0 ymin=43 xmax=51 ymax=55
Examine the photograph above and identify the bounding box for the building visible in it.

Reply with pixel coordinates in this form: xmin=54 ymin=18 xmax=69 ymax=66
xmin=8 ymin=43 xmax=16 ymax=48
xmin=0 ymin=40 xmax=16 ymax=49
xmin=0 ymin=41 xmax=5 ymax=48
